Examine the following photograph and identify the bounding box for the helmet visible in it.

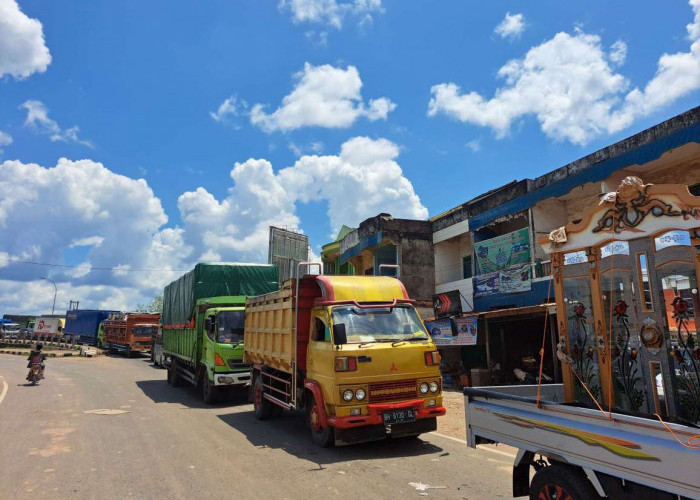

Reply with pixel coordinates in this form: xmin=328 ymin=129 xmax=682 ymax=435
xmin=36 ymin=343 xmax=43 ymax=350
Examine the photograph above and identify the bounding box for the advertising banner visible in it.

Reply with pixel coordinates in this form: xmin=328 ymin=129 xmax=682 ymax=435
xmin=498 ymin=263 xmax=531 ymax=294
xmin=452 ymin=316 xmax=478 ymax=346
xmin=473 ymin=272 xmax=499 ymax=297
xmin=424 ymin=318 xmax=453 ymax=344
xmin=475 ymin=228 xmax=530 ymax=274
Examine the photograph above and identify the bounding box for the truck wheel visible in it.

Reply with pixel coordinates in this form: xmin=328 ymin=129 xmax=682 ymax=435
xmin=307 ymin=398 xmax=334 ymax=448
xmin=529 ymin=464 xmax=598 ymax=500
xmin=201 ymin=374 xmax=219 ymax=404
xmin=252 ymin=376 xmax=272 ymax=420
xmin=126 ymin=346 xmax=132 ymax=358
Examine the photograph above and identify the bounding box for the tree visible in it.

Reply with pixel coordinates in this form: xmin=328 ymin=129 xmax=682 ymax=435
xmin=135 ymin=294 xmax=163 ymax=314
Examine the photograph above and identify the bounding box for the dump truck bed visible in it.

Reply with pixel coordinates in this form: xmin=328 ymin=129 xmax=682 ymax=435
xmin=464 ymin=385 xmax=700 ymax=499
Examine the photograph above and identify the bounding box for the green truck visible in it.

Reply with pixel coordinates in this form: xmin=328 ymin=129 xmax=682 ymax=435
xmin=162 ymin=263 xmax=278 ymax=403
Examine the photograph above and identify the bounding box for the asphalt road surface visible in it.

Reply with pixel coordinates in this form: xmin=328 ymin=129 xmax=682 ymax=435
xmin=0 ymin=354 xmax=514 ymax=500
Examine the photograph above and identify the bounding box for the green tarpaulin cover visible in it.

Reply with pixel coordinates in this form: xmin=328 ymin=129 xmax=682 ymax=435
xmin=162 ymin=263 xmax=278 ymax=325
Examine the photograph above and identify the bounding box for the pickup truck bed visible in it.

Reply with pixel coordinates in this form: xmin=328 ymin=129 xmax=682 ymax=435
xmin=464 ymin=384 xmax=700 ymax=499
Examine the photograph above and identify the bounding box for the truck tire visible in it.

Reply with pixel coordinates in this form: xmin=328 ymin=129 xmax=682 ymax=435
xmin=529 ymin=464 xmax=598 ymax=500
xmin=201 ymin=373 xmax=219 ymax=404
xmin=126 ymin=345 xmax=132 ymax=358
xmin=307 ymin=398 xmax=334 ymax=448
xmin=252 ymin=376 xmax=272 ymax=420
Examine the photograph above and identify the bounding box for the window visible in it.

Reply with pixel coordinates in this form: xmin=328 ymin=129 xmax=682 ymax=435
xmin=463 ymin=255 xmax=473 ymax=279
xmin=312 ymin=317 xmax=330 ymax=342
xmin=637 ymin=252 xmax=654 ymax=311
xmin=323 ymin=261 xmax=336 ymax=275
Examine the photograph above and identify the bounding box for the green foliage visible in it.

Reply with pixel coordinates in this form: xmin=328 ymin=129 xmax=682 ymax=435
xmin=135 ymin=294 xmax=163 ymax=314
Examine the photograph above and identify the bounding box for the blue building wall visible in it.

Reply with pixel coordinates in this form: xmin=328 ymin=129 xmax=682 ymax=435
xmin=473 ymin=279 xmax=552 ymax=311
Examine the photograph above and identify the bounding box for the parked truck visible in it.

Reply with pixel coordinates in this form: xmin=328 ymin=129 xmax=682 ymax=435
xmin=244 ymin=271 xmax=447 ymax=447
xmin=103 ymin=312 xmax=160 ymax=357
xmin=2 ymin=314 xmax=35 ymax=330
xmin=162 ymin=263 xmax=278 ymax=403
xmin=463 ymin=178 xmax=700 ymax=499
xmin=0 ymin=318 xmax=21 ymax=338
xmin=64 ymin=309 xmax=118 ymax=345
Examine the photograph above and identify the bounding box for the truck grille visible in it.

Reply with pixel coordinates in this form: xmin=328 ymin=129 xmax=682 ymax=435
xmin=227 ymin=360 xmax=249 ymax=371
xmin=368 ymin=379 xmax=417 ymax=403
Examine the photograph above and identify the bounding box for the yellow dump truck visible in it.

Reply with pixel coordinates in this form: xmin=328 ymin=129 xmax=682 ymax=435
xmin=244 ymin=273 xmax=446 ymax=447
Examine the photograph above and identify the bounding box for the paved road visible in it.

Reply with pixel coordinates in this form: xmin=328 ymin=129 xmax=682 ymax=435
xmin=0 ymin=354 xmax=514 ymax=499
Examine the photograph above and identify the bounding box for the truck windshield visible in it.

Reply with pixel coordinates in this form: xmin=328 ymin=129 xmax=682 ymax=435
xmin=331 ymin=305 xmax=428 ymax=343
xmin=133 ymin=325 xmax=158 ymax=338
xmin=216 ymin=311 xmax=245 ymax=344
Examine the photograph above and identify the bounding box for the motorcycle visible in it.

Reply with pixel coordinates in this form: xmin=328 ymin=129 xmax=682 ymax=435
xmin=27 ymin=363 xmax=44 ymax=385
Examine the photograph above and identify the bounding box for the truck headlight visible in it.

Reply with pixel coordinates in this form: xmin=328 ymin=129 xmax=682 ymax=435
xmin=419 ymin=382 xmax=429 ymax=394
xmin=429 ymin=381 xmax=439 ymax=393
xmin=355 ymin=388 xmax=366 ymax=401
xmin=343 ymin=389 xmax=354 ymax=402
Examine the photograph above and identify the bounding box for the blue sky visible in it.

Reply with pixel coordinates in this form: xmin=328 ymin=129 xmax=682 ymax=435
xmin=0 ymin=0 xmax=699 ymax=313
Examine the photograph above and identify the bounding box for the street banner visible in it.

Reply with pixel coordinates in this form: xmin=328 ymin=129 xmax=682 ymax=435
xmin=424 ymin=318 xmax=453 ymax=344
xmin=473 ymin=272 xmax=499 ymax=297
xmin=452 ymin=316 xmax=478 ymax=346
xmin=433 ymin=290 xmax=462 ymax=318
xmin=498 ymin=263 xmax=531 ymax=294
xmin=475 ymin=228 xmax=530 ymax=274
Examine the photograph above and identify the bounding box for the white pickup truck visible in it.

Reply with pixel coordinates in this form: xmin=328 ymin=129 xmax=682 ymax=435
xmin=464 ymin=384 xmax=700 ymax=499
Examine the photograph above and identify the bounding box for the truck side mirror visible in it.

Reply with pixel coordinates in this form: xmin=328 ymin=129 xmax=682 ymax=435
xmin=333 ymin=323 xmax=347 ymax=346
xmin=204 ymin=318 xmax=212 ymax=333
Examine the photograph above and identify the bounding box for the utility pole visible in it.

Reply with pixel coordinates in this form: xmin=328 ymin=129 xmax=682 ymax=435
xmin=41 ymin=277 xmax=57 ymax=315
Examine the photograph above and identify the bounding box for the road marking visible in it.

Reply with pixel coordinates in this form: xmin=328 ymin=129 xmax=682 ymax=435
xmin=429 ymin=432 xmax=517 ymax=459
xmin=0 ymin=376 xmax=8 ymax=406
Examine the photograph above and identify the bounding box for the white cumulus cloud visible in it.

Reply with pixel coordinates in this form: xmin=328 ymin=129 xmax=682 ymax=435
xmin=209 ymin=95 xmax=247 ymax=123
xmin=0 ymin=0 xmax=51 ymax=79
xmin=250 ymin=63 xmax=396 ymax=132
xmin=20 ymin=100 xmax=93 ymax=147
xmin=178 ymin=136 xmax=427 ymax=262
xmin=279 ymin=0 xmax=383 ymax=29
xmin=429 ymin=0 xmax=700 ymax=145
xmin=494 ymin=12 xmax=525 ymax=40
xmin=0 ymin=131 xmax=12 ymax=147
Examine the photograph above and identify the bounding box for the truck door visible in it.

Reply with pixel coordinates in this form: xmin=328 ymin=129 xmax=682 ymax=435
xmin=203 ymin=314 xmax=216 ymax=372
xmin=306 ymin=310 xmax=335 ymax=403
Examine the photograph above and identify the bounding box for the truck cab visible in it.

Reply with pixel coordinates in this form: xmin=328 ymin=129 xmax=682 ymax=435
xmin=0 ymin=321 xmax=21 ymax=338
xmin=198 ymin=297 xmax=249 ymax=387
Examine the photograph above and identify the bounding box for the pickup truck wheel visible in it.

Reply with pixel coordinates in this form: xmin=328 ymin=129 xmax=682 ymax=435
xmin=202 ymin=375 xmax=218 ymax=404
xmin=307 ymin=398 xmax=334 ymax=448
xmin=253 ymin=376 xmax=272 ymax=420
xmin=529 ymin=464 xmax=597 ymax=500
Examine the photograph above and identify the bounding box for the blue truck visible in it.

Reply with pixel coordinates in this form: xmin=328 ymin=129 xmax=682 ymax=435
xmin=64 ymin=309 xmax=118 ymax=345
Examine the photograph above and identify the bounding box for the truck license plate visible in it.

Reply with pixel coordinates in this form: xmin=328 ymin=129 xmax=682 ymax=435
xmin=382 ymin=409 xmax=415 ymax=425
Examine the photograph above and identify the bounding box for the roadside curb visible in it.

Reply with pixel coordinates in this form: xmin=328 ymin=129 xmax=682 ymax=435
xmin=0 ymin=349 xmax=78 ymax=357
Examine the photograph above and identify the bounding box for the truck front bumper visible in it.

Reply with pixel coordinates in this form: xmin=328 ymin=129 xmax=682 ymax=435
xmin=327 ymin=399 xmax=446 ymax=430
xmin=214 ymin=372 xmax=251 ymax=387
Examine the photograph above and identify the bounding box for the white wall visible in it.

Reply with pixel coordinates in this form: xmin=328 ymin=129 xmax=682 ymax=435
xmin=434 ymin=233 xmax=471 ymax=285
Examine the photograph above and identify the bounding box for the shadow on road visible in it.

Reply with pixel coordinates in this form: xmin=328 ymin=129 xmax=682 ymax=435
xmin=135 ymin=379 xmax=249 ymax=409
xmin=217 ymin=410 xmax=443 ymax=467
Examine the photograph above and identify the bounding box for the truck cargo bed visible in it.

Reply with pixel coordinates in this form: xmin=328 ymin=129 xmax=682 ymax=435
xmin=464 ymin=385 xmax=700 ymax=499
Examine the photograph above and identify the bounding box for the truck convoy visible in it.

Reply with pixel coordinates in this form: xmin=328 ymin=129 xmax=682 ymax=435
xmin=103 ymin=312 xmax=160 ymax=357
xmin=163 ymin=263 xmax=278 ymax=403
xmin=64 ymin=309 xmax=118 ymax=345
xmin=463 ymin=178 xmax=700 ymax=499
xmin=244 ymin=272 xmax=446 ymax=447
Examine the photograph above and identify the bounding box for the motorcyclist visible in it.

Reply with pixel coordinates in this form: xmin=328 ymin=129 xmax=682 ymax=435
xmin=26 ymin=343 xmax=46 ymax=381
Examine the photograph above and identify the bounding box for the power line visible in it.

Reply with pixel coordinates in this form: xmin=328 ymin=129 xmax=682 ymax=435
xmin=0 ymin=257 xmax=187 ymax=273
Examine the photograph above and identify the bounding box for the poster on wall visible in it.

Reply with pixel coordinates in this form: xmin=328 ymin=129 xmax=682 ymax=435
xmin=498 ymin=263 xmax=531 ymax=294
xmin=475 ymin=228 xmax=531 ymax=274
xmin=473 ymin=272 xmax=499 ymax=297
xmin=424 ymin=318 xmax=453 ymax=344
xmin=452 ymin=316 xmax=478 ymax=346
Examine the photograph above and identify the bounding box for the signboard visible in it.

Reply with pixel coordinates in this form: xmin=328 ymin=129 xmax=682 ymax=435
xmin=563 ymin=250 xmax=587 ymax=266
xmin=475 ymin=228 xmax=531 ymax=274
xmin=424 ymin=318 xmax=453 ymax=344
xmin=600 ymin=241 xmax=629 ymax=259
xmin=35 ymin=317 xmax=61 ymax=335
xmin=433 ymin=290 xmax=462 ymax=318
xmin=654 ymin=230 xmax=691 ymax=251
xmin=268 ymin=226 xmax=309 ymax=283
xmin=452 ymin=316 xmax=478 ymax=346
xmin=473 ymin=263 xmax=531 ymax=297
